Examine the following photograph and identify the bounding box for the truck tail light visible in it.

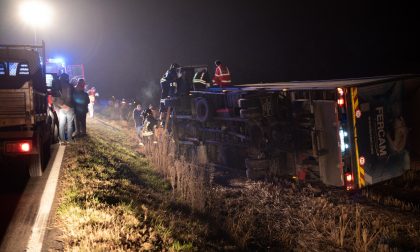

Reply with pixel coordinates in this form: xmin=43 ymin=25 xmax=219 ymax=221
xmin=345 ymin=173 xmax=353 ymax=182
xmin=21 ymin=142 xmax=31 ymax=152
xmin=337 ymin=97 xmax=345 ymax=106
xmin=344 ymin=172 xmax=354 ymax=190
xmin=5 ymin=141 xmax=32 ymax=153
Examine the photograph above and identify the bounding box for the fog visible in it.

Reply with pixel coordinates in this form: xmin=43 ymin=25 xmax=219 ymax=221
xmin=1 ymin=0 xmax=419 ymax=105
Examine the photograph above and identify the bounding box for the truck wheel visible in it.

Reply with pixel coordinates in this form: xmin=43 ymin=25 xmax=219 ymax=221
xmin=238 ymin=98 xmax=260 ymax=109
xmin=29 ymin=132 xmax=45 ymax=177
xmin=52 ymin=123 xmax=59 ymax=143
xmin=195 ymin=98 xmax=212 ymax=122
xmin=44 ymin=133 xmax=52 ymax=164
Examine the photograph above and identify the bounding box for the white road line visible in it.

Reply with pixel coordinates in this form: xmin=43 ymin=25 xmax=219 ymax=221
xmin=26 ymin=145 xmax=66 ymax=252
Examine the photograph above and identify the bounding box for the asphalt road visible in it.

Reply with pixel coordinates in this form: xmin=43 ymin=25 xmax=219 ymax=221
xmin=0 ymin=144 xmax=63 ymax=252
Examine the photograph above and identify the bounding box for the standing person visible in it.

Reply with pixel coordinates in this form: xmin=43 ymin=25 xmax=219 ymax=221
xmin=193 ymin=68 xmax=210 ymax=90
xmin=88 ymin=86 xmax=96 ymax=118
xmin=212 ymin=60 xmax=231 ymax=87
xmin=113 ymin=99 xmax=120 ymax=120
xmin=53 ymin=73 xmax=75 ymax=144
xmin=73 ymin=79 xmax=90 ymax=137
xmin=159 ymin=63 xmax=179 ymax=121
xmin=142 ymin=104 xmax=157 ymax=132
xmin=120 ymin=98 xmax=128 ymax=120
xmin=133 ymin=104 xmax=143 ymax=145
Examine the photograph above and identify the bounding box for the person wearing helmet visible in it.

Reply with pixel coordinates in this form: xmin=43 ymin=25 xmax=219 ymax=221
xmin=73 ymin=79 xmax=89 ymax=137
xmin=160 ymin=63 xmax=179 ymax=99
xmin=212 ymin=60 xmax=231 ymax=87
xmin=159 ymin=63 xmax=180 ymax=122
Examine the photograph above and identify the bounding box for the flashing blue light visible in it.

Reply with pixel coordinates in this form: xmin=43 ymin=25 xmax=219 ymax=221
xmin=48 ymin=57 xmax=65 ymax=65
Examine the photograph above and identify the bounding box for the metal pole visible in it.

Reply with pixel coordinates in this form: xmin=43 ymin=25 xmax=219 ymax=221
xmin=34 ymin=27 xmax=37 ymax=45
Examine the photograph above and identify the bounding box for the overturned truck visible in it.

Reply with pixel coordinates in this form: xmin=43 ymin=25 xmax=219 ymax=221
xmin=162 ymin=67 xmax=420 ymax=189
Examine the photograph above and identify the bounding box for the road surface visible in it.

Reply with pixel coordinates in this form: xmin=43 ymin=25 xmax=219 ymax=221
xmin=0 ymin=144 xmax=65 ymax=252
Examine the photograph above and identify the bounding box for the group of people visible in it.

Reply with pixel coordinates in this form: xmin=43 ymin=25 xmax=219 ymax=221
xmin=192 ymin=60 xmax=232 ymax=90
xmin=159 ymin=60 xmax=231 ymax=119
xmin=132 ymin=103 xmax=158 ymax=145
xmin=52 ymin=73 xmax=96 ymax=144
xmin=160 ymin=60 xmax=231 ymax=100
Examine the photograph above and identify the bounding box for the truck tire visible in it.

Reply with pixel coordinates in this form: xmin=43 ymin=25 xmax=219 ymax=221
xmin=29 ymin=131 xmax=45 ymax=177
xmin=44 ymin=130 xmax=52 ymax=163
xmin=52 ymin=123 xmax=59 ymax=143
xmin=195 ymin=98 xmax=212 ymax=122
xmin=238 ymin=98 xmax=260 ymax=109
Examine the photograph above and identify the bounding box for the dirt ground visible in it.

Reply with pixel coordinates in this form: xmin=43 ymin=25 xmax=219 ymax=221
xmin=48 ymin=115 xmax=420 ymax=251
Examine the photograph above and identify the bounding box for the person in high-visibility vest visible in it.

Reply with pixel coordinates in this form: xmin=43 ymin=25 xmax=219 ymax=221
xmin=192 ymin=68 xmax=210 ymax=90
xmin=212 ymin=60 xmax=231 ymax=87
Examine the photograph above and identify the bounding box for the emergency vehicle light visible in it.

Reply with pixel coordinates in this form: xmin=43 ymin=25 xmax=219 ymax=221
xmin=337 ymin=88 xmax=344 ymax=96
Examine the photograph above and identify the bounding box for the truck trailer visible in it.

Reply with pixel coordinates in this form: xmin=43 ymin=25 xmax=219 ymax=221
xmin=161 ymin=67 xmax=420 ymax=189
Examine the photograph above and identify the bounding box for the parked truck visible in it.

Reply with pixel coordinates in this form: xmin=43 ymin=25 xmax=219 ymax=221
xmin=161 ymin=67 xmax=420 ymax=189
xmin=0 ymin=42 xmax=54 ymax=176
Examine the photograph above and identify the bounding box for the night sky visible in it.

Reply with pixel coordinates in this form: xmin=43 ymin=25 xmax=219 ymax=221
xmin=1 ymin=1 xmax=419 ymax=105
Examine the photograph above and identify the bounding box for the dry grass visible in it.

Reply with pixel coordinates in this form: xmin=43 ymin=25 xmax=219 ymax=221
xmin=53 ymin=118 xmax=231 ymax=251
xmin=140 ymin=130 xmax=213 ymax=211
xmin=59 ymin=113 xmax=420 ymax=251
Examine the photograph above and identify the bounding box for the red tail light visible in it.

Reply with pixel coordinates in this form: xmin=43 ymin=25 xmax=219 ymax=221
xmin=5 ymin=141 xmax=32 ymax=153
xmin=20 ymin=143 xmax=31 ymax=152
xmin=337 ymin=98 xmax=345 ymax=106
xmin=346 ymin=173 xmax=353 ymax=182
xmin=344 ymin=172 xmax=354 ymax=190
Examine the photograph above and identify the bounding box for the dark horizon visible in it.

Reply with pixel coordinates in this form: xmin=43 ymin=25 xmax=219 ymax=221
xmin=1 ymin=1 xmax=419 ymax=105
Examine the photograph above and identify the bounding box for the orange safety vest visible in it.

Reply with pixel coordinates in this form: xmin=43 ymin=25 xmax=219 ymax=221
xmin=213 ymin=65 xmax=231 ymax=87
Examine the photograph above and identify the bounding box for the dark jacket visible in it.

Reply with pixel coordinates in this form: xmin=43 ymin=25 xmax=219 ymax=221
xmin=53 ymin=80 xmax=74 ymax=109
xmin=133 ymin=108 xmax=143 ymax=127
xmin=160 ymin=68 xmax=178 ymax=84
xmin=73 ymin=89 xmax=89 ymax=114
